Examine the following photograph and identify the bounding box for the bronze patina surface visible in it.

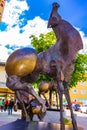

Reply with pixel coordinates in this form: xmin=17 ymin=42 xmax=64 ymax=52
xmin=5 ymin=2 xmax=83 ymax=130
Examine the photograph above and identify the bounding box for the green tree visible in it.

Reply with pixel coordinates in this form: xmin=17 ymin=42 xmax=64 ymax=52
xmin=30 ymin=31 xmax=56 ymax=53
xmin=30 ymin=31 xmax=87 ymax=88
xmin=70 ymin=54 xmax=87 ymax=87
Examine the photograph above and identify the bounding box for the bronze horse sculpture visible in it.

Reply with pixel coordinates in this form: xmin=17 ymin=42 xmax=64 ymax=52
xmin=5 ymin=2 xmax=83 ymax=130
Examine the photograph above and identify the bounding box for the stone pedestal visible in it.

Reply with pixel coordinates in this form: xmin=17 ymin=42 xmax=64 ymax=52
xmin=0 ymin=119 xmax=83 ymax=130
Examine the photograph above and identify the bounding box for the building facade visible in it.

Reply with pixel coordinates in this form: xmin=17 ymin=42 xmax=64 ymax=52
xmin=0 ymin=62 xmax=14 ymax=99
xmin=69 ymin=80 xmax=87 ymax=104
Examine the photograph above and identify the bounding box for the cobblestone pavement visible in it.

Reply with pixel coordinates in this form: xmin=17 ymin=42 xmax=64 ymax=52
xmin=0 ymin=109 xmax=86 ymax=130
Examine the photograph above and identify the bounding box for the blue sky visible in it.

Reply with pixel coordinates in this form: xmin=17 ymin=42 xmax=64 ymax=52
xmin=27 ymin=0 xmax=87 ymax=35
xmin=0 ymin=0 xmax=87 ymax=61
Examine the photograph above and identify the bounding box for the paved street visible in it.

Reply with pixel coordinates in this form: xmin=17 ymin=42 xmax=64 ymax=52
xmin=65 ymin=110 xmax=87 ymax=130
xmin=0 ymin=109 xmax=86 ymax=130
xmin=0 ymin=110 xmax=21 ymax=126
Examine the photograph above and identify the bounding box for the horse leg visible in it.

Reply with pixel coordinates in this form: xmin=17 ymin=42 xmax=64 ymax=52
xmin=57 ymin=81 xmax=65 ymax=130
xmin=55 ymin=91 xmax=59 ymax=109
xmin=15 ymin=91 xmax=30 ymax=121
xmin=63 ymin=81 xmax=78 ymax=130
xmin=42 ymin=93 xmax=50 ymax=108
xmin=49 ymin=90 xmax=52 ymax=108
xmin=53 ymin=63 xmax=65 ymax=130
xmin=38 ymin=90 xmax=49 ymax=108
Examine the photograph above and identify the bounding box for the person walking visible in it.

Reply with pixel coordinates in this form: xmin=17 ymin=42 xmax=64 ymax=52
xmin=0 ymin=99 xmax=4 ymax=112
xmin=4 ymin=99 xmax=8 ymax=111
xmin=8 ymin=99 xmax=14 ymax=115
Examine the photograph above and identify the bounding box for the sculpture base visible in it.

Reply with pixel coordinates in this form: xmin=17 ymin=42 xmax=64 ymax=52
xmin=0 ymin=119 xmax=83 ymax=130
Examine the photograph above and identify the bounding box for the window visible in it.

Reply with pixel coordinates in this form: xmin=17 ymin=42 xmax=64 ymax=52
xmin=81 ymin=90 xmax=86 ymax=95
xmin=80 ymin=82 xmax=85 ymax=86
xmin=73 ymin=89 xmax=78 ymax=94
xmin=0 ymin=82 xmax=6 ymax=87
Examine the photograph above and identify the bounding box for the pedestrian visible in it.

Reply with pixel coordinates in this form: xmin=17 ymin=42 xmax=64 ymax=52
xmin=0 ymin=99 xmax=2 ymax=111
xmin=4 ymin=99 xmax=8 ymax=111
xmin=8 ymin=99 xmax=14 ymax=115
xmin=0 ymin=99 xmax=4 ymax=112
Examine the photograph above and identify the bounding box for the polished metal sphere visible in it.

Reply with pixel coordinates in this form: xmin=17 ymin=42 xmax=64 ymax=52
xmin=5 ymin=48 xmax=37 ymax=77
xmin=39 ymin=81 xmax=50 ymax=93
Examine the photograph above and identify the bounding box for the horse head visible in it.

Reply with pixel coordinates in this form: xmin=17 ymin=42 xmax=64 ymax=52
xmin=47 ymin=2 xmax=61 ymax=28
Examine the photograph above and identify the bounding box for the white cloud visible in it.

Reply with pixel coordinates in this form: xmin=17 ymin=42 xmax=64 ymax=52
xmin=0 ymin=17 xmax=49 ymax=46
xmin=0 ymin=0 xmax=50 ymax=61
xmin=0 ymin=45 xmax=9 ymax=62
xmin=23 ymin=16 xmax=50 ymax=37
xmin=0 ymin=16 xmax=50 ymax=61
xmin=77 ymin=29 xmax=87 ymax=54
xmin=0 ymin=0 xmax=50 ymax=45
xmin=81 ymin=34 xmax=87 ymax=54
xmin=0 ymin=0 xmax=87 ymax=62
xmin=2 ymin=0 xmax=29 ymax=28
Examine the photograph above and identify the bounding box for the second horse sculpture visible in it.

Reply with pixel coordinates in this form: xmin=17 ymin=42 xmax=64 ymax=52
xmin=5 ymin=2 xmax=83 ymax=130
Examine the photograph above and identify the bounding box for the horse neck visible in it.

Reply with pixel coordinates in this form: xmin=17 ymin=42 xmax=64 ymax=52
xmin=52 ymin=26 xmax=60 ymax=42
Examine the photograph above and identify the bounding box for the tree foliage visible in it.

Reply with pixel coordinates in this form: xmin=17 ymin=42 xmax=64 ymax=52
xmin=30 ymin=31 xmax=56 ymax=53
xmin=70 ymin=54 xmax=87 ymax=87
xmin=30 ymin=31 xmax=87 ymax=88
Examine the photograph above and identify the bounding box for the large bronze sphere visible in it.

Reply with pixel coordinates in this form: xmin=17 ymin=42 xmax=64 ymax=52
xmin=39 ymin=81 xmax=50 ymax=93
xmin=5 ymin=48 xmax=37 ymax=77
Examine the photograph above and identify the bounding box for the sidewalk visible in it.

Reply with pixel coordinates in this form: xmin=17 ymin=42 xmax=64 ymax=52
xmin=0 ymin=110 xmax=21 ymax=126
xmin=0 ymin=109 xmax=86 ymax=129
xmin=0 ymin=109 xmax=61 ymax=125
